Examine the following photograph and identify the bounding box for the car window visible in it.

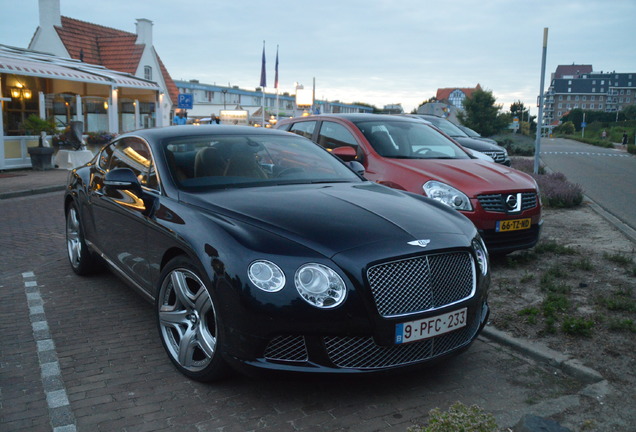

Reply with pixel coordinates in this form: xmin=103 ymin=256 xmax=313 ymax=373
xmin=107 ymin=137 xmax=158 ymax=190
xmin=288 ymin=121 xmax=316 ymax=139
xmin=316 ymin=121 xmax=358 ymax=151
xmin=354 ymin=120 xmax=470 ymax=160
xmin=427 ymin=118 xmax=467 ymax=137
xmin=162 ymin=134 xmax=361 ymax=191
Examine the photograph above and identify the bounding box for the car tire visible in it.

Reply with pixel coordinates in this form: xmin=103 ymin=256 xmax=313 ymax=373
xmin=156 ymin=256 xmax=230 ymax=382
xmin=65 ymin=202 xmax=101 ymax=275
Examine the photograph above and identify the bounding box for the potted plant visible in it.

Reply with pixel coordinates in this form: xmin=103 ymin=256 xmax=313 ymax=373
xmin=22 ymin=114 xmax=57 ymax=170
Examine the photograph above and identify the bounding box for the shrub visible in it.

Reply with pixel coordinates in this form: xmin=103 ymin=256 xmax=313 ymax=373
xmin=408 ymin=402 xmax=499 ymax=432
xmin=86 ymin=131 xmax=117 ymax=145
xmin=532 ymin=172 xmax=583 ymax=208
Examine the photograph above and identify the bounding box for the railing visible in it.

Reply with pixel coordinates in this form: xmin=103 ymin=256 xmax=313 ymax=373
xmin=0 ymin=135 xmax=42 ymax=170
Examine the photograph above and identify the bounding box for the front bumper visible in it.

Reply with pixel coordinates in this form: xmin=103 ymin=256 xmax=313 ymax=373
xmin=222 ymin=299 xmax=489 ymax=375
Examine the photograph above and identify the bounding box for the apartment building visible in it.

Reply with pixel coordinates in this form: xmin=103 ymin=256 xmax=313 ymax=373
xmin=543 ymin=64 xmax=635 ymax=124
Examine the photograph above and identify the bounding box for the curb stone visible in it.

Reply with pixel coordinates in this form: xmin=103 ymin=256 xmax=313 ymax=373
xmin=480 ymin=326 xmax=604 ymax=384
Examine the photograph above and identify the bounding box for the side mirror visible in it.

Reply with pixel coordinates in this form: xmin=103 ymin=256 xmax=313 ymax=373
xmin=331 ymin=146 xmax=357 ymax=162
xmin=347 ymin=161 xmax=365 ymax=177
xmin=104 ymin=168 xmax=142 ymax=195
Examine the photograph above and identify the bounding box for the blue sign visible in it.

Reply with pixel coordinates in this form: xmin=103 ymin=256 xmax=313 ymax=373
xmin=178 ymin=94 xmax=193 ymax=109
xmin=581 ymin=122 xmax=587 ymax=128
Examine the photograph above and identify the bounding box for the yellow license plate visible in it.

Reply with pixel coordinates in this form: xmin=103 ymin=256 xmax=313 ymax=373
xmin=496 ymin=218 xmax=531 ymax=232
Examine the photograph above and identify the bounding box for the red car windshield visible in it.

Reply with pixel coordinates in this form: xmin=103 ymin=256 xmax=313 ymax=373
xmin=353 ymin=120 xmax=471 ymax=160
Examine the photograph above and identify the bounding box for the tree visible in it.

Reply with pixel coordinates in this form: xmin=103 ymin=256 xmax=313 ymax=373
xmin=457 ymin=89 xmax=508 ymax=136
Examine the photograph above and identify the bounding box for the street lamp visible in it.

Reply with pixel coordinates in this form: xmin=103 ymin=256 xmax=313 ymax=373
xmin=222 ymin=89 xmax=228 ymax=110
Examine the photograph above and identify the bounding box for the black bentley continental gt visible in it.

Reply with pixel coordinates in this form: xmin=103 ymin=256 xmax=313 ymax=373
xmin=64 ymin=125 xmax=490 ymax=382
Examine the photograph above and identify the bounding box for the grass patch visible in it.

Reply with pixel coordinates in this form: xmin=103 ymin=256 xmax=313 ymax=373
xmin=534 ymin=240 xmax=578 ymax=255
xmin=518 ymin=307 xmax=540 ymax=324
xmin=561 ymin=317 xmax=594 ymax=337
xmin=571 ymin=257 xmax=594 ymax=271
xmin=408 ymin=401 xmax=499 ymax=432
xmin=542 ymin=293 xmax=569 ymax=317
xmin=603 ymin=252 xmax=634 ymax=267
xmin=608 ymin=319 xmax=636 ymax=333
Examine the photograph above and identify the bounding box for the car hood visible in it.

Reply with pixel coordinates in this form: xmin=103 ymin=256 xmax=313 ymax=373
xmin=453 ymin=136 xmax=503 ymax=152
xmin=180 ymin=182 xmax=474 ymax=258
xmin=384 ymin=158 xmax=536 ymax=197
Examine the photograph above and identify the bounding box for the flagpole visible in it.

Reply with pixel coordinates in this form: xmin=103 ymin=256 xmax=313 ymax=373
xmin=260 ymin=40 xmax=266 ymax=127
xmin=275 ymin=45 xmax=279 ymax=120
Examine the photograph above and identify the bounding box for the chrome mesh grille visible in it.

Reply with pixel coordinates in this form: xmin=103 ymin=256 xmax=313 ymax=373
xmin=324 ymin=313 xmax=481 ymax=369
xmin=477 ymin=193 xmax=538 ymax=213
xmin=264 ymin=335 xmax=308 ymax=362
xmin=481 ymin=150 xmax=507 ymax=163
xmin=367 ymin=252 xmax=474 ymax=318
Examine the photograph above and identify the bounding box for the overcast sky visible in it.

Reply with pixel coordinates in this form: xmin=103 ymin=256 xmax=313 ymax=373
xmin=2 ymin=0 xmax=635 ymax=114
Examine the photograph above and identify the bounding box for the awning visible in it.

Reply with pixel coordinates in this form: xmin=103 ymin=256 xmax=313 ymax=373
xmin=0 ymin=44 xmax=160 ymax=90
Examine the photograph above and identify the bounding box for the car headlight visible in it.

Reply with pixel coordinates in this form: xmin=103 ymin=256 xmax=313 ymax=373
xmin=423 ymin=181 xmax=472 ymax=211
xmin=295 ymin=263 xmax=346 ymax=308
xmin=472 ymin=236 xmax=489 ymax=276
xmin=248 ymin=260 xmax=285 ymax=292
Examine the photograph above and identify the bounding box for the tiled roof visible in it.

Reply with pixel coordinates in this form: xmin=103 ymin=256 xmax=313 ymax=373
xmin=55 ymin=16 xmax=178 ymax=103
xmin=436 ymin=84 xmax=482 ymax=102
xmin=553 ymin=64 xmax=593 ymax=79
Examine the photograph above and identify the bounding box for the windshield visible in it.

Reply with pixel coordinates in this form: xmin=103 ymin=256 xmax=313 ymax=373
xmin=460 ymin=126 xmax=480 ymax=138
xmin=162 ymin=134 xmax=361 ymax=191
xmin=353 ymin=120 xmax=471 ymax=160
xmin=424 ymin=117 xmax=468 ymax=138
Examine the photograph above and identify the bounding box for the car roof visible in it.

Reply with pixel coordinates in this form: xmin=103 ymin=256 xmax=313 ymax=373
xmin=117 ymin=125 xmax=293 ymax=142
xmin=279 ymin=113 xmax=422 ymax=124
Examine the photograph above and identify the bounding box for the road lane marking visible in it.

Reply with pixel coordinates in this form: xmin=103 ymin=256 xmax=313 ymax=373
xmin=541 ymin=151 xmax=631 ymax=157
xmin=22 ymin=272 xmax=77 ymax=432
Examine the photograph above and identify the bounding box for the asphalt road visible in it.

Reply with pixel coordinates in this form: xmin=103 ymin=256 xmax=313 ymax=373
xmin=0 ymin=191 xmax=607 ymax=432
xmin=539 ymin=138 xmax=636 ymax=232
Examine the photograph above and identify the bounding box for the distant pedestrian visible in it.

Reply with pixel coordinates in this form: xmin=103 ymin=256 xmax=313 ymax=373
xmin=622 ymin=132 xmax=628 ymax=147
xmin=172 ymin=111 xmax=187 ymax=125
xmin=601 ymin=129 xmax=607 ymax=140
xmin=210 ymin=114 xmax=219 ymax=125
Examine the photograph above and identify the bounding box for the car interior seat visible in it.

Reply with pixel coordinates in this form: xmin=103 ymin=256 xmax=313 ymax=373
xmin=223 ymin=152 xmax=268 ymax=178
xmin=369 ymin=131 xmax=397 ymax=157
xmin=194 ymin=147 xmax=226 ymax=177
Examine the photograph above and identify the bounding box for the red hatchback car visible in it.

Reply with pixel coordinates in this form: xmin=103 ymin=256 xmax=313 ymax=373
xmin=276 ymin=114 xmax=542 ymax=254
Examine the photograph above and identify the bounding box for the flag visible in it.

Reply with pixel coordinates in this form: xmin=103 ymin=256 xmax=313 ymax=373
xmin=274 ymin=45 xmax=279 ymax=89
xmin=260 ymin=42 xmax=266 ymax=88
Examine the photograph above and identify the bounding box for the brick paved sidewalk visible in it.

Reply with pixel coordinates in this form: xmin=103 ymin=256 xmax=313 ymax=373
xmin=0 ymin=168 xmax=69 ymax=199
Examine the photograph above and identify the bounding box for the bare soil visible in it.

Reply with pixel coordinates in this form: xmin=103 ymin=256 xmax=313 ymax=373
xmin=488 ymin=201 xmax=636 ymax=431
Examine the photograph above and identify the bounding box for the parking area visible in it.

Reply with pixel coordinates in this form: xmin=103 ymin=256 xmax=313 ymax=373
xmin=0 ymin=191 xmax=597 ymax=431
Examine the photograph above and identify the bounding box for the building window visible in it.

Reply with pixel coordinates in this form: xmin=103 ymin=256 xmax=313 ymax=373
xmin=558 ymin=103 xmax=562 ymax=109
xmin=599 ymin=104 xmax=603 ymax=109
xmin=592 ymin=80 xmax=596 ymax=84
xmin=568 ymin=88 xmax=572 ymax=93
xmin=559 ymin=95 xmax=563 ymax=100
xmin=627 ymin=98 xmax=631 ymax=103
xmin=600 ymin=96 xmax=604 ymax=101
xmin=590 ymin=104 xmax=595 ymax=109
xmin=144 ymin=66 xmax=152 ymax=81
xmin=600 ymin=88 xmax=604 ymax=92
xmin=568 ymin=80 xmax=572 ymax=85
xmin=567 ymin=95 xmax=571 ymax=100
xmin=601 ymin=80 xmax=605 ymax=85
xmin=575 ymin=95 xmax=579 ymax=101
xmin=558 ymin=111 xmax=562 ymax=116
xmin=582 ymin=104 xmax=586 ymax=109
xmin=591 ymin=95 xmax=595 ymax=101
xmin=582 ymin=96 xmax=586 ymax=101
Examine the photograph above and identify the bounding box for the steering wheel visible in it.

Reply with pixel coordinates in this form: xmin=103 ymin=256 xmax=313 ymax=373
xmin=414 ymin=148 xmax=431 ymax=156
xmin=276 ymin=167 xmax=304 ymax=178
